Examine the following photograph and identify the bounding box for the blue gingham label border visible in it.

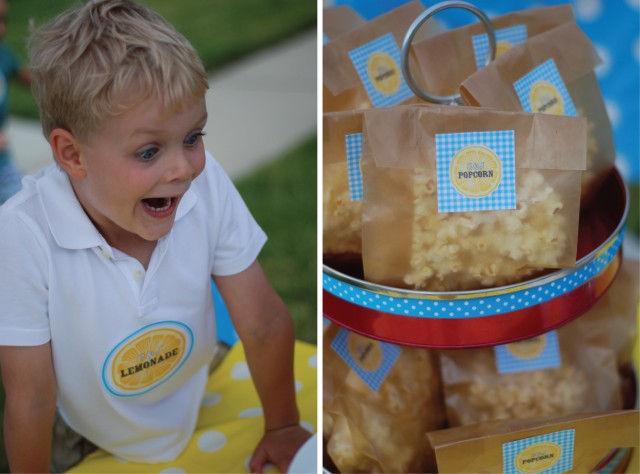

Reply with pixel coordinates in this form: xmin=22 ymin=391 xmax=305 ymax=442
xmin=323 ymin=230 xmax=622 ymax=319
xmin=514 ymin=58 xmax=577 ymax=116
xmin=472 ymin=25 xmax=528 ymax=70
xmin=494 ymin=330 xmax=561 ymax=374
xmin=503 ymin=430 xmax=574 ymax=474
xmin=331 ymin=327 xmax=401 ymax=392
xmin=346 ymin=133 xmax=363 ymax=201
xmin=348 ymin=33 xmax=413 ymax=108
xmin=436 ymin=130 xmax=516 ymax=213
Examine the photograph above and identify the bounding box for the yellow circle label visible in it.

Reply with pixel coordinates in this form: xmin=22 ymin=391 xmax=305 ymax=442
xmin=103 ymin=322 xmax=193 ymax=396
xmin=367 ymin=52 xmax=401 ymax=95
xmin=347 ymin=333 xmax=383 ymax=372
xmin=450 ymin=145 xmax=502 ymax=197
xmin=506 ymin=335 xmax=547 ymax=360
xmin=515 ymin=442 xmax=562 ymax=473
xmin=495 ymin=40 xmax=514 ymax=58
xmin=529 ymin=80 xmax=565 ymax=115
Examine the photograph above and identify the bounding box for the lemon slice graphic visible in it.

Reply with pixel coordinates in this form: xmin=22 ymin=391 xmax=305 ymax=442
xmin=367 ymin=51 xmax=401 ymax=95
xmin=530 ymin=80 xmax=565 ymax=115
xmin=103 ymin=322 xmax=193 ymax=396
xmin=450 ymin=145 xmax=502 ymax=198
xmin=347 ymin=332 xmax=383 ymax=372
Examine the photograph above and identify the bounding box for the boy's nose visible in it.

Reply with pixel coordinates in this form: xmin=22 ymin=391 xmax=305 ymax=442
xmin=166 ymin=149 xmax=197 ymax=183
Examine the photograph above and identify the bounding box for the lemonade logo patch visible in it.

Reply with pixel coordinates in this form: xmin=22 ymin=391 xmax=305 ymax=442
xmin=514 ymin=59 xmax=577 ymax=117
xmin=331 ymin=328 xmax=401 ymax=392
xmin=494 ymin=331 xmax=561 ymax=374
xmin=436 ymin=130 xmax=516 ymax=213
xmin=472 ymin=25 xmax=528 ymax=70
xmin=102 ymin=321 xmax=194 ymax=397
xmin=348 ymin=33 xmax=413 ymax=108
xmin=503 ymin=430 xmax=574 ymax=474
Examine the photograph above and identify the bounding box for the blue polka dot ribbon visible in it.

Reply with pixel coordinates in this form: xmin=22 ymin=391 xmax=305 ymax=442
xmin=323 ymin=230 xmax=623 ymax=320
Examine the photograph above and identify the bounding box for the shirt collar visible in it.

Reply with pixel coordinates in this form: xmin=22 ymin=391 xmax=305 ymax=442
xmin=38 ymin=166 xmax=198 ymax=250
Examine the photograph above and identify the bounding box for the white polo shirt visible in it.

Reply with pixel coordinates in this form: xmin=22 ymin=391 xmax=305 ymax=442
xmin=0 ymin=151 xmax=267 ymax=462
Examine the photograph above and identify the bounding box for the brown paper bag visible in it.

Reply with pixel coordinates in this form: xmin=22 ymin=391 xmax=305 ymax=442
xmin=438 ymin=314 xmax=623 ymax=427
xmin=361 ymin=105 xmax=586 ymax=291
xmin=426 ymin=410 xmax=639 ymax=473
xmin=460 ymin=21 xmax=614 ymax=205
xmin=412 ymin=5 xmax=574 ymax=98
xmin=323 ymin=110 xmax=365 ymax=265
xmin=323 ymin=1 xmax=438 ymax=113
xmin=323 ymin=325 xmax=445 ymax=473
xmin=323 ymin=6 xmax=366 ymax=42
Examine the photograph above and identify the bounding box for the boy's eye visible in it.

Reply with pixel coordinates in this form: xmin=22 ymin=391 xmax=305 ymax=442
xmin=137 ymin=147 xmax=159 ymax=161
xmin=184 ymin=131 xmax=205 ymax=146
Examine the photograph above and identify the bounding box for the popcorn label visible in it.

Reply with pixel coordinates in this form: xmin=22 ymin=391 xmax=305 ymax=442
xmin=436 ymin=130 xmax=516 ymax=213
xmin=472 ymin=25 xmax=528 ymax=70
xmin=503 ymin=430 xmax=574 ymax=474
xmin=450 ymin=145 xmax=502 ymax=198
xmin=494 ymin=330 xmax=561 ymax=374
xmin=348 ymin=33 xmax=413 ymax=108
xmin=331 ymin=328 xmax=401 ymax=392
xmin=514 ymin=59 xmax=577 ymax=116
xmin=367 ymin=51 xmax=401 ymax=95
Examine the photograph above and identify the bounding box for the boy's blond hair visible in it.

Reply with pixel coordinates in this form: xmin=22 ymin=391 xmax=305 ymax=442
xmin=28 ymin=0 xmax=209 ymax=141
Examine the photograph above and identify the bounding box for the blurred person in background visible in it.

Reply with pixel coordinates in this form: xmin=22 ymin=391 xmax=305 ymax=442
xmin=0 ymin=0 xmax=31 ymax=204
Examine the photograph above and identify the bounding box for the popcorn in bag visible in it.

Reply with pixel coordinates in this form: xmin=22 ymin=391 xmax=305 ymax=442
xmin=323 ymin=1 xmax=438 ymax=113
xmin=323 ymin=324 xmax=445 ymax=473
xmin=323 ymin=110 xmax=365 ymax=263
xmin=361 ymin=105 xmax=586 ymax=291
xmin=411 ymin=5 xmax=574 ymax=98
xmin=438 ymin=314 xmax=623 ymax=427
xmin=460 ymin=21 xmax=614 ymax=205
xmin=426 ymin=410 xmax=639 ymax=474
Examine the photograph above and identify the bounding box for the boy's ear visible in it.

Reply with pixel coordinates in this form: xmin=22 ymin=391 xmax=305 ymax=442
xmin=49 ymin=128 xmax=86 ymax=179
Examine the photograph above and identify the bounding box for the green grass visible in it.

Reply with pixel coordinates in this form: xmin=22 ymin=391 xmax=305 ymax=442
xmin=4 ymin=0 xmax=316 ymax=119
xmin=235 ymin=137 xmax=317 ymax=345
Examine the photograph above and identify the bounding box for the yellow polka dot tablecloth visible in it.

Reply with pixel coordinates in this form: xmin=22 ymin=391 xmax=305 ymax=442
xmin=68 ymin=340 xmax=317 ymax=473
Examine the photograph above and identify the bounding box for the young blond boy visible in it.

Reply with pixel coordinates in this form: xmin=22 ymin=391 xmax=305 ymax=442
xmin=0 ymin=0 xmax=311 ymax=472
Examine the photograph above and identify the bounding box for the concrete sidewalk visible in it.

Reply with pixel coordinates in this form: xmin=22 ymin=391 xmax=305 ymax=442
xmin=7 ymin=29 xmax=317 ymax=180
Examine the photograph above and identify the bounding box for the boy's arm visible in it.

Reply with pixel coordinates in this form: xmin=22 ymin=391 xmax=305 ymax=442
xmin=0 ymin=342 xmax=57 ymax=473
xmin=214 ymin=260 xmax=311 ymax=473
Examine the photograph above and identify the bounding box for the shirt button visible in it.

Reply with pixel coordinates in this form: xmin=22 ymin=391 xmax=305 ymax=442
xmin=100 ymin=247 xmax=111 ymax=259
xmin=133 ymin=271 xmax=144 ymax=282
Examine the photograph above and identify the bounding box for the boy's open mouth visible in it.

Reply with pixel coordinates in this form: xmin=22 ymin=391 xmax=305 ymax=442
xmin=141 ymin=196 xmax=178 ymax=216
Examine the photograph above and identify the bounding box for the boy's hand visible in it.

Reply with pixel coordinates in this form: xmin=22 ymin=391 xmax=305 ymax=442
xmin=249 ymin=425 xmax=312 ymax=474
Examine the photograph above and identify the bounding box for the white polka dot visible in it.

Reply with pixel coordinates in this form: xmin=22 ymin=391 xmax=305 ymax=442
xmin=160 ymin=468 xmax=186 ymax=474
xmin=198 ymin=431 xmax=227 ymax=453
xmin=201 ymin=392 xmax=222 ymax=408
xmin=295 ymin=380 xmax=303 ymax=392
xmin=595 ymin=44 xmax=612 ymax=78
xmin=300 ymin=421 xmax=315 ymax=433
xmin=575 ymin=0 xmax=602 ymax=21
xmin=308 ymin=354 xmax=317 ymax=369
xmin=239 ymin=407 xmax=263 ymax=418
xmin=626 ymin=0 xmax=640 ymax=9
xmin=245 ymin=456 xmax=275 ymax=473
xmin=634 ymin=36 xmax=640 ymax=62
xmin=231 ymin=361 xmax=251 ymax=380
